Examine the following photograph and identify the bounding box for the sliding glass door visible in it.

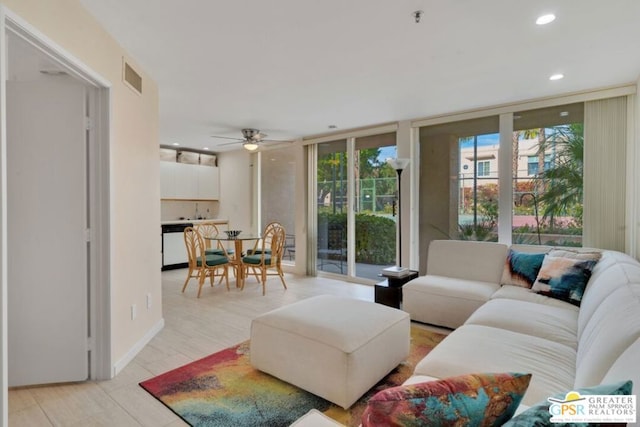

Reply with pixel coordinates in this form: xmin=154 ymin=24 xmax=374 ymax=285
xmin=315 ymin=133 xmax=398 ymax=281
xmin=354 ymin=133 xmax=397 ymax=280
xmin=316 ymin=140 xmax=348 ymax=274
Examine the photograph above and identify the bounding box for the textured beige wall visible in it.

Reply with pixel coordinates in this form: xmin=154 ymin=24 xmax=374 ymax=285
xmin=261 ymin=147 xmax=296 ymax=235
xmin=217 ymin=150 xmax=254 ymax=234
xmin=2 ymin=0 xmax=162 ymax=371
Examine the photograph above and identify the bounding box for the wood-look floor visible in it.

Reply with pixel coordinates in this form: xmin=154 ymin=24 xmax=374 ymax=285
xmin=8 ymin=270 xmax=446 ymax=426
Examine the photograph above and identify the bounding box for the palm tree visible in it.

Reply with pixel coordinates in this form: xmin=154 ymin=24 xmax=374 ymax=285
xmin=536 ymin=123 xmax=584 ymax=222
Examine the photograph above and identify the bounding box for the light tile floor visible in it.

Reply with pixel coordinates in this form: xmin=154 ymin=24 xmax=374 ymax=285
xmin=8 ymin=270 xmax=446 ymax=426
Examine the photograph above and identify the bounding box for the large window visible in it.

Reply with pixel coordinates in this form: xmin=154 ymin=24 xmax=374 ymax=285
xmin=512 ymin=103 xmax=584 ymax=246
xmin=418 ymin=116 xmax=500 ymax=272
xmin=458 ymin=132 xmax=500 ymax=242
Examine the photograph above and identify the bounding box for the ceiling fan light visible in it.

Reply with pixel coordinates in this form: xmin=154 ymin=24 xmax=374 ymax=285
xmin=243 ymin=141 xmax=259 ymax=151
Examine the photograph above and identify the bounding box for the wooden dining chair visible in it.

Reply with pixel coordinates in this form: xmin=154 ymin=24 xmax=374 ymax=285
xmin=195 ymin=222 xmax=235 ymax=257
xmin=245 ymin=221 xmax=279 ymax=282
xmin=182 ymin=226 xmax=230 ymax=297
xmin=241 ymin=222 xmax=287 ymax=295
xmin=246 ymin=221 xmax=278 ymax=256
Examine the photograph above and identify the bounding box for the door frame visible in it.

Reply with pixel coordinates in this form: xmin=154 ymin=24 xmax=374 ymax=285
xmin=0 ymin=4 xmax=112 ymax=417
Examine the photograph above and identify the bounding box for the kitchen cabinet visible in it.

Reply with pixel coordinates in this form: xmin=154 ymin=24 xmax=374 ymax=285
xmin=197 ymin=165 xmax=219 ymax=199
xmin=160 ymin=161 xmax=219 ymax=200
xmin=160 ymin=161 xmax=178 ymax=198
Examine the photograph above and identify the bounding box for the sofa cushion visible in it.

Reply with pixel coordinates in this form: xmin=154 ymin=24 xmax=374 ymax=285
xmin=531 ymin=250 xmax=601 ymax=306
xmin=413 ymin=324 xmax=576 ymax=406
xmin=403 ymin=276 xmax=499 ymax=328
xmin=362 ymin=372 xmax=531 ymax=427
xmin=465 ymin=298 xmax=579 ymax=349
xmin=502 ymin=380 xmax=633 ymax=427
xmin=501 ymin=249 xmax=546 ymax=288
xmin=427 ymin=240 xmax=508 ymax=284
xmin=491 ymin=285 xmax=579 ymax=312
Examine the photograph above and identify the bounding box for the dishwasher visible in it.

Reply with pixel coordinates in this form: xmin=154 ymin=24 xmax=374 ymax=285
xmin=161 ymin=223 xmax=193 ymax=270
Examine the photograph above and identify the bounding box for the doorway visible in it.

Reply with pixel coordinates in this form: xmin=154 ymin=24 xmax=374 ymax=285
xmin=1 ymin=14 xmax=111 ymax=388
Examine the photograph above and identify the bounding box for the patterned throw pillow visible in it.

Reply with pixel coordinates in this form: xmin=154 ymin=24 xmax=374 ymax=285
xmin=503 ymin=380 xmax=633 ymax=427
xmin=361 ymin=372 xmax=532 ymax=427
xmin=501 ymin=249 xmax=547 ymax=288
xmin=531 ymin=250 xmax=601 ymax=306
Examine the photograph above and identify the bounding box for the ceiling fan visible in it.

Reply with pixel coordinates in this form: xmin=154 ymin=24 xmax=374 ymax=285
xmin=211 ymin=128 xmax=293 ymax=151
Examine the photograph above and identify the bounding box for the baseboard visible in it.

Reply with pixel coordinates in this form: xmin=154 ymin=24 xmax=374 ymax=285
xmin=112 ymin=318 xmax=165 ymax=376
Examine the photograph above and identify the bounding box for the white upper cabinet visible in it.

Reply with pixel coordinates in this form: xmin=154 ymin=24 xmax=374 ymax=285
xmin=160 ymin=161 xmax=219 ymax=200
xmin=197 ymin=164 xmax=219 ymax=199
xmin=160 ymin=161 xmax=178 ymax=198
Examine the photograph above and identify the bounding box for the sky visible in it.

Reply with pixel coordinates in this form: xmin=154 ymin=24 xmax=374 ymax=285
xmin=459 ymin=133 xmax=500 ymax=148
xmin=378 ymin=146 xmax=397 ymax=162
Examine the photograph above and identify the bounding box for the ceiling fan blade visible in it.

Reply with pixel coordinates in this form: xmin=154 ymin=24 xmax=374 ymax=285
xmin=261 ymin=138 xmax=295 ymax=144
xmin=218 ymin=140 xmax=244 ymax=146
xmin=210 ymin=135 xmax=244 ymax=141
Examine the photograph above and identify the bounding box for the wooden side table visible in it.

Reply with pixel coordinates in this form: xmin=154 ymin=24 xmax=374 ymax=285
xmin=374 ymin=270 xmax=419 ymax=309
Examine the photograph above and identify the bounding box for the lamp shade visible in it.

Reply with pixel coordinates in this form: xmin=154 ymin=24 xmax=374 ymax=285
xmin=243 ymin=141 xmax=259 ymax=151
xmin=386 ymin=157 xmax=410 ymax=171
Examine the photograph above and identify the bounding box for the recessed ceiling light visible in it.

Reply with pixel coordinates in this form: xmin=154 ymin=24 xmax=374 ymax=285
xmin=172 ymin=142 xmax=180 ymax=146
xmin=549 ymin=73 xmax=564 ymax=81
xmin=559 ymin=111 xmax=569 ymax=117
xmin=536 ymin=14 xmax=556 ymax=25
xmin=203 ymin=147 xmax=209 ymax=150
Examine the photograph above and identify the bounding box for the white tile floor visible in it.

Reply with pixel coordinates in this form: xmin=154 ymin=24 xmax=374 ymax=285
xmin=8 ymin=270 xmax=387 ymax=426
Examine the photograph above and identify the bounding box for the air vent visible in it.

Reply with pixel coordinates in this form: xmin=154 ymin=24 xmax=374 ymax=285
xmin=123 ymin=60 xmax=142 ymax=94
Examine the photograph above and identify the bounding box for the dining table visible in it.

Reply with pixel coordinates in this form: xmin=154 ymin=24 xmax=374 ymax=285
xmin=205 ymin=233 xmax=261 ymax=289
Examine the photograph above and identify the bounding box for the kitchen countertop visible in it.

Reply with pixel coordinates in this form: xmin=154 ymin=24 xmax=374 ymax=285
xmin=161 ymin=218 xmax=229 ymax=225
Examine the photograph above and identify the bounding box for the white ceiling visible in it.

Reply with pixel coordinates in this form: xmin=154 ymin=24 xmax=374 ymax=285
xmin=78 ymin=0 xmax=640 ymax=152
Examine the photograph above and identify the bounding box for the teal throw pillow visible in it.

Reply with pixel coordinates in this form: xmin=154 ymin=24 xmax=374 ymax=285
xmin=503 ymin=380 xmax=633 ymax=427
xmin=362 ymin=372 xmax=532 ymax=427
xmin=501 ymin=249 xmax=547 ymax=288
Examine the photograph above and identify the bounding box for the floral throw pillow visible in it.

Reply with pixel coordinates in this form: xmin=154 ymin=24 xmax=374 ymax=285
xmin=531 ymin=249 xmax=601 ymax=306
xmin=501 ymin=249 xmax=547 ymax=288
xmin=503 ymin=380 xmax=632 ymax=427
xmin=361 ymin=372 xmax=532 ymax=427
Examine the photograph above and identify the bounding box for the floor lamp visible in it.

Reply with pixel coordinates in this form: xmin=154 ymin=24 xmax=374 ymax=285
xmin=387 ymin=158 xmax=410 ymax=268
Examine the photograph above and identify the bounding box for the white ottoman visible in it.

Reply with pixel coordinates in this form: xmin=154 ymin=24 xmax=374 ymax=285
xmin=250 ymin=295 xmax=410 ymax=409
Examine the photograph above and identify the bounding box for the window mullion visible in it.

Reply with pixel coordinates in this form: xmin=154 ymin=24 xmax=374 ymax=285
xmin=498 ymin=113 xmax=514 ymax=245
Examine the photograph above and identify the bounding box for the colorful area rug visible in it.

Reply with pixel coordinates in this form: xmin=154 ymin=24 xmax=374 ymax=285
xmin=139 ymin=326 xmax=446 ymax=427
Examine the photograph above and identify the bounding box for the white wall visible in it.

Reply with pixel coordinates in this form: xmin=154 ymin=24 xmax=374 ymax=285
xmin=0 ymin=0 xmax=162 ymax=387
xmin=218 ymin=150 xmax=254 ymax=234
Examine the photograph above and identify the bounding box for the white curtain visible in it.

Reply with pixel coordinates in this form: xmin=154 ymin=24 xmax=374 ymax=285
xmin=583 ymin=96 xmax=627 ymax=250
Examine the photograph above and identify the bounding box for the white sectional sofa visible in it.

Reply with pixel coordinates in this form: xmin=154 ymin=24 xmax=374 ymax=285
xmin=293 ymin=240 xmax=640 ymax=426
xmin=404 ymin=240 xmax=640 ymax=420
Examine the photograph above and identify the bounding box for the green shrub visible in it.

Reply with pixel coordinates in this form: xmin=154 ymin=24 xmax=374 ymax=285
xmin=317 ymin=212 xmax=396 ymax=265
